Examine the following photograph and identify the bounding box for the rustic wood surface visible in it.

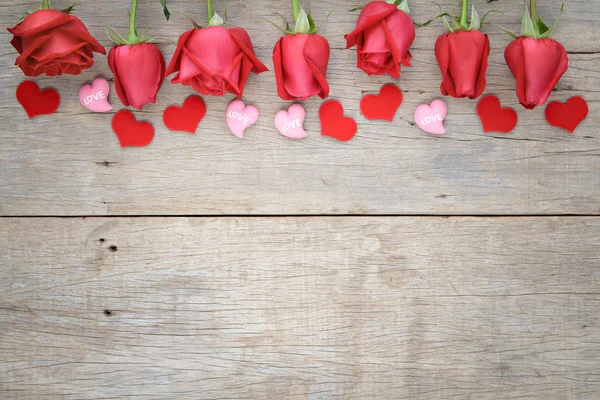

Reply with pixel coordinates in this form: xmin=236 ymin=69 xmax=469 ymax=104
xmin=1 ymin=0 xmax=599 ymax=399
xmin=1 ymin=217 xmax=599 ymax=399
xmin=0 ymin=0 xmax=598 ymax=215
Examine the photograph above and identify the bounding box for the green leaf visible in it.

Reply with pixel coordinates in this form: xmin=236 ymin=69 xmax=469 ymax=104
xmin=520 ymin=5 xmax=536 ymax=37
xmin=61 ymin=4 xmax=77 ymax=14
xmin=294 ymin=7 xmax=310 ymax=34
xmin=469 ymin=4 xmax=481 ymax=31
xmin=307 ymin=11 xmax=317 ymax=33
xmin=262 ymin=17 xmax=292 ymax=35
xmin=105 ymin=26 xmax=129 ymax=45
xmin=480 ymin=10 xmax=503 ymax=25
xmin=495 ymin=24 xmax=518 ymax=39
xmin=159 ymin=0 xmax=170 ymax=21
xmin=316 ymin=8 xmax=335 ymax=33
xmin=349 ymin=6 xmax=363 ymax=12
xmin=538 ymin=3 xmax=564 ymax=39
xmin=396 ymin=0 xmax=409 ymax=14
xmin=414 ymin=12 xmax=452 ymax=28
xmin=208 ymin=12 xmax=224 ymax=27
xmin=274 ymin=12 xmax=291 ymax=32
xmin=442 ymin=16 xmax=455 ymax=33
xmin=537 ymin=17 xmax=550 ymax=35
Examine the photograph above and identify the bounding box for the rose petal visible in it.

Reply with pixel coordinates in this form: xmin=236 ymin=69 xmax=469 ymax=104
xmin=228 ymin=27 xmax=268 ymax=73
xmin=345 ymin=2 xmax=397 ymax=49
xmin=272 ymin=37 xmax=294 ymax=101
xmin=165 ymin=29 xmax=194 ymax=77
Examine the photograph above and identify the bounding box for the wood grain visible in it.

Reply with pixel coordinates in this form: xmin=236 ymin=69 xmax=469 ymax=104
xmin=1 ymin=217 xmax=599 ymax=399
xmin=0 ymin=0 xmax=599 ymax=216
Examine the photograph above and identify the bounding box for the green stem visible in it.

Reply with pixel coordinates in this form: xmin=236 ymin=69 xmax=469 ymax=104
xmin=40 ymin=0 xmax=51 ymax=9
xmin=459 ymin=0 xmax=469 ymax=27
xmin=127 ymin=0 xmax=138 ymax=43
xmin=207 ymin=0 xmax=214 ymax=23
xmin=292 ymin=0 xmax=300 ymax=21
xmin=530 ymin=0 xmax=537 ymax=23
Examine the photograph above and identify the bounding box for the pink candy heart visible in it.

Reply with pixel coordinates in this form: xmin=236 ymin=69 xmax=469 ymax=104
xmin=79 ymin=78 xmax=112 ymax=113
xmin=226 ymin=100 xmax=259 ymax=139
xmin=415 ymin=100 xmax=447 ymax=135
xmin=274 ymin=104 xmax=307 ymax=139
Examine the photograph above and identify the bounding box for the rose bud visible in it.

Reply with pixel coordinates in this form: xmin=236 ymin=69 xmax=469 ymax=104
xmin=432 ymin=0 xmax=492 ymax=99
xmin=271 ymin=5 xmax=331 ymax=100
xmin=105 ymin=0 xmax=169 ymax=109
xmin=345 ymin=0 xmax=415 ymax=79
xmin=504 ymin=3 xmax=568 ymax=109
xmin=8 ymin=6 xmax=105 ymax=77
xmin=504 ymin=2 xmax=569 ymax=109
xmin=109 ymin=44 xmax=166 ymax=110
xmin=166 ymin=25 xmax=268 ymax=97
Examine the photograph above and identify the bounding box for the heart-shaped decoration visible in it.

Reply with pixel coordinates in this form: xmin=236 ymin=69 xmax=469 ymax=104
xmin=226 ymin=100 xmax=259 ymax=139
xmin=111 ymin=110 xmax=154 ymax=148
xmin=415 ymin=100 xmax=447 ymax=135
xmin=79 ymin=78 xmax=112 ymax=113
xmin=275 ymin=104 xmax=307 ymax=139
xmin=477 ymin=95 xmax=518 ymax=133
xmin=360 ymin=84 xmax=403 ymax=121
xmin=320 ymin=100 xmax=357 ymax=142
xmin=545 ymin=96 xmax=588 ymax=133
xmin=16 ymin=80 xmax=60 ymax=118
xmin=163 ymin=96 xmax=207 ymax=134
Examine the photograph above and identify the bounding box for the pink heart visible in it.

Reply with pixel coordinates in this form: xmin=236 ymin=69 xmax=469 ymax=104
xmin=274 ymin=104 xmax=307 ymax=139
xmin=226 ymin=100 xmax=259 ymax=139
xmin=415 ymin=100 xmax=447 ymax=135
xmin=79 ymin=78 xmax=112 ymax=113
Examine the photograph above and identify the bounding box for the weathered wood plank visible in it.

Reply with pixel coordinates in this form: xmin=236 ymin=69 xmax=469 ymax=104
xmin=1 ymin=217 xmax=599 ymax=399
xmin=0 ymin=0 xmax=599 ymax=216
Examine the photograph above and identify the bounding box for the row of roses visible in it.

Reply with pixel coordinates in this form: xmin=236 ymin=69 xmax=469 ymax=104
xmin=8 ymin=0 xmax=568 ymax=111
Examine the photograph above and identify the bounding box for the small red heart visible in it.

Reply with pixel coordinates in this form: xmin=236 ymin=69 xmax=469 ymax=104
xmin=545 ymin=97 xmax=588 ymax=133
xmin=477 ymin=95 xmax=518 ymax=133
xmin=163 ymin=95 xmax=207 ymax=134
xmin=320 ymin=100 xmax=358 ymax=142
xmin=111 ymin=110 xmax=154 ymax=148
xmin=16 ymin=80 xmax=60 ymax=118
xmin=360 ymin=84 xmax=403 ymax=121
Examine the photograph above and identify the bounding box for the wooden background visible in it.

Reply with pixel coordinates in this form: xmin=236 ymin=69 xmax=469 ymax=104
xmin=1 ymin=0 xmax=598 ymax=398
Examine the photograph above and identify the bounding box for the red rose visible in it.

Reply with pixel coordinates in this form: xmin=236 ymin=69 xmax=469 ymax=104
xmin=345 ymin=1 xmax=415 ymax=78
xmin=273 ymin=33 xmax=330 ymax=101
xmin=7 ymin=9 xmax=105 ymax=77
xmin=108 ymin=43 xmax=166 ymax=110
xmin=166 ymin=26 xmax=268 ymax=97
xmin=435 ymin=30 xmax=490 ymax=99
xmin=505 ymin=37 xmax=568 ymax=109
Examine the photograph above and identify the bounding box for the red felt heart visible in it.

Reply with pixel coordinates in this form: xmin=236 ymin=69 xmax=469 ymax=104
xmin=360 ymin=84 xmax=403 ymax=121
xmin=163 ymin=95 xmax=207 ymax=134
xmin=477 ymin=95 xmax=518 ymax=133
xmin=545 ymin=96 xmax=588 ymax=133
xmin=16 ymin=80 xmax=60 ymax=118
xmin=320 ymin=100 xmax=358 ymax=142
xmin=111 ymin=110 xmax=154 ymax=148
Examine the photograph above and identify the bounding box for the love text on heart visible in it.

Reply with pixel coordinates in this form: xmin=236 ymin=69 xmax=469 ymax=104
xmin=420 ymin=114 xmax=443 ymax=126
xmin=228 ymin=110 xmax=251 ymax=126
xmin=280 ymin=119 xmax=302 ymax=133
xmin=83 ymin=91 xmax=106 ymax=105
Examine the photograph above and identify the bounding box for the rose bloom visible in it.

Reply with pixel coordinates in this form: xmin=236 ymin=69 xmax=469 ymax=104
xmin=435 ymin=30 xmax=490 ymax=99
xmin=166 ymin=26 xmax=267 ymax=97
xmin=273 ymin=33 xmax=330 ymax=101
xmin=345 ymin=0 xmax=415 ymax=78
xmin=108 ymin=43 xmax=166 ymax=110
xmin=505 ymin=36 xmax=568 ymax=109
xmin=7 ymin=9 xmax=105 ymax=77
